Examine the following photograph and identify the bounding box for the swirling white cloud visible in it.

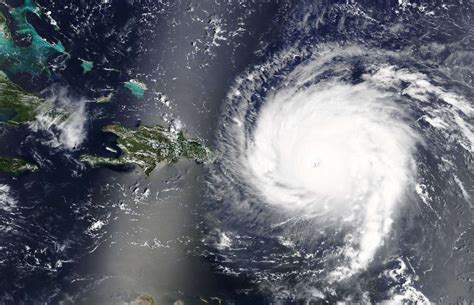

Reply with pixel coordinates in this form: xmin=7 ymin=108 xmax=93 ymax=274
xmin=209 ymin=44 xmax=473 ymax=301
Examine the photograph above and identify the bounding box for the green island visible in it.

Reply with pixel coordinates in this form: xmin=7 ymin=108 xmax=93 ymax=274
xmin=123 ymin=79 xmax=147 ymax=98
xmin=80 ymin=124 xmax=215 ymax=175
xmin=0 ymin=156 xmax=39 ymax=175
xmin=0 ymin=71 xmax=43 ymax=126
xmin=0 ymin=0 xmax=65 ymax=75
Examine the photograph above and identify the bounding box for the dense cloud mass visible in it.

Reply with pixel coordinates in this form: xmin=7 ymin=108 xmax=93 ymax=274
xmin=207 ymin=35 xmax=472 ymax=303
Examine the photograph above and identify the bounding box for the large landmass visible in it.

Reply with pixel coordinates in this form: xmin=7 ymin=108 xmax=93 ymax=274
xmin=0 ymin=71 xmax=44 ymax=175
xmin=0 ymin=0 xmax=66 ymax=174
xmin=0 ymin=71 xmax=42 ymax=126
xmin=0 ymin=157 xmax=38 ymax=175
xmin=0 ymin=72 xmax=42 ymax=174
xmin=80 ymin=124 xmax=215 ymax=175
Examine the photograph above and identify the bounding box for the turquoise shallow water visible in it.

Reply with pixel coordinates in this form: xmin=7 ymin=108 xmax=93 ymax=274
xmin=123 ymin=80 xmax=147 ymax=98
xmin=0 ymin=108 xmax=16 ymax=122
xmin=0 ymin=0 xmax=64 ymax=75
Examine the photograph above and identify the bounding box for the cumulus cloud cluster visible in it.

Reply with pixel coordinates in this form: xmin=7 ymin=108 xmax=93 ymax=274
xmin=30 ymin=87 xmax=88 ymax=151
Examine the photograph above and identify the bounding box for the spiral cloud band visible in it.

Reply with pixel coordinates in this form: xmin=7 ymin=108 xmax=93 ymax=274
xmin=208 ymin=45 xmax=473 ymax=301
xmin=247 ymin=78 xmax=420 ymax=277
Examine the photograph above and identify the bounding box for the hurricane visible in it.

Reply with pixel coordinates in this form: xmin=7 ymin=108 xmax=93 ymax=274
xmin=0 ymin=0 xmax=472 ymax=303
xmin=244 ymin=53 xmax=422 ymax=277
xmin=205 ymin=8 xmax=473 ymax=301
